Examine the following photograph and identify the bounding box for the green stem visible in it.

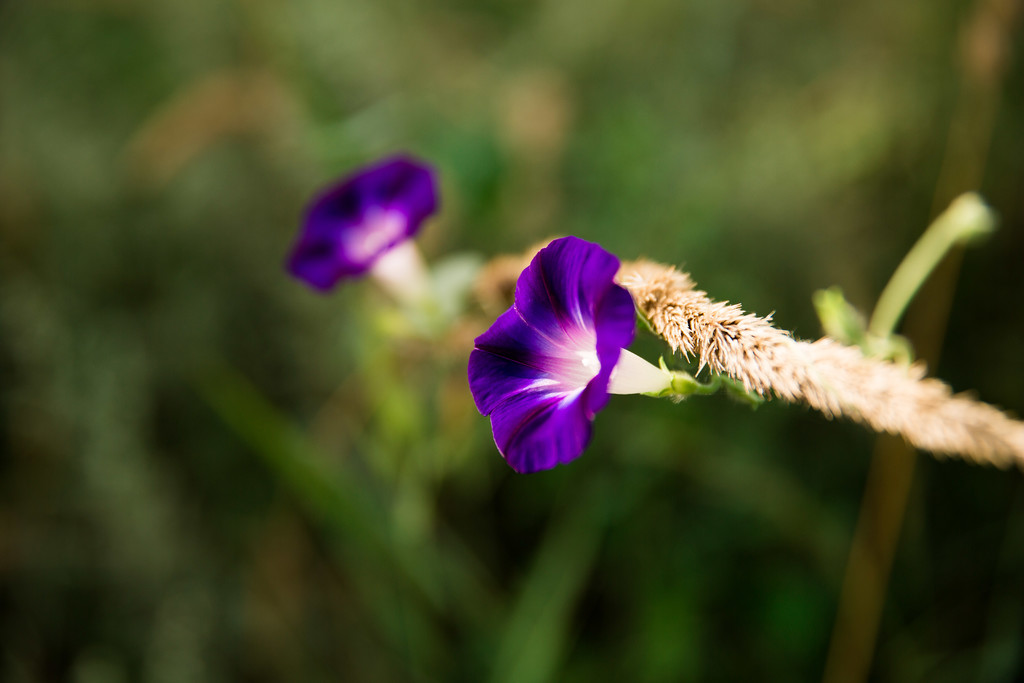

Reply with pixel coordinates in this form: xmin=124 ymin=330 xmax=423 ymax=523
xmin=666 ymin=371 xmax=722 ymax=397
xmin=867 ymin=193 xmax=995 ymax=338
xmin=643 ymin=364 xmax=764 ymax=407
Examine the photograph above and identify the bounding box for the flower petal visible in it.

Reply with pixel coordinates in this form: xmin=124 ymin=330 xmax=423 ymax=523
xmin=470 ymin=310 xmax=596 ymax=416
xmin=487 ymin=388 xmax=593 ymax=473
xmin=287 ymin=156 xmax=438 ymax=291
xmin=513 ymin=236 xmax=624 ymax=349
xmin=589 ymin=282 xmax=636 ymax=413
xmin=468 ymin=318 xmax=553 ymax=417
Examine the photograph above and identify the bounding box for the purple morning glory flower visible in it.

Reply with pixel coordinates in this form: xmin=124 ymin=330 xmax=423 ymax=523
xmin=287 ymin=155 xmax=438 ymax=292
xmin=468 ymin=236 xmax=671 ymax=473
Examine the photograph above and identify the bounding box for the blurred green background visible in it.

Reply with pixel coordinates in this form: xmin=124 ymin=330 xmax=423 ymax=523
xmin=2 ymin=0 xmax=1023 ymax=681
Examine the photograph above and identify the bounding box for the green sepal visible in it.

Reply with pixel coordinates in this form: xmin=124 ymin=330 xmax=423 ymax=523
xmin=642 ymin=357 xmax=765 ymax=407
xmin=635 ymin=308 xmax=656 ymax=336
xmin=720 ymin=377 xmax=765 ymax=408
xmin=812 ymin=286 xmax=916 ymax=363
xmin=813 ymin=286 xmax=868 ymax=347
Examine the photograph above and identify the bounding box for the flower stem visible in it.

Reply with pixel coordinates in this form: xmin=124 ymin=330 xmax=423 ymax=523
xmin=666 ymin=370 xmax=721 ymax=397
xmin=642 ymin=358 xmax=764 ymax=406
xmin=867 ymin=193 xmax=995 ymax=338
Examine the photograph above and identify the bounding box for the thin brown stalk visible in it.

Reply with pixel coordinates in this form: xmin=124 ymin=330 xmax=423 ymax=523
xmin=619 ymin=259 xmax=1024 ymax=468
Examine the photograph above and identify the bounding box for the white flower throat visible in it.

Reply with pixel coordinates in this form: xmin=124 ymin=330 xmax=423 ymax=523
xmin=348 ymin=210 xmax=406 ymax=262
xmin=577 ymin=348 xmax=671 ymax=395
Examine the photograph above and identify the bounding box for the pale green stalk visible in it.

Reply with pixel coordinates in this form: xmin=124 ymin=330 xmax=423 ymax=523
xmin=868 ymin=193 xmax=995 ymax=338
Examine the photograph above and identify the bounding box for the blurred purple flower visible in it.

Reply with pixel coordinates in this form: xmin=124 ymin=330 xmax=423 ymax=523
xmin=469 ymin=236 xmax=668 ymax=473
xmin=287 ymin=156 xmax=438 ymax=292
